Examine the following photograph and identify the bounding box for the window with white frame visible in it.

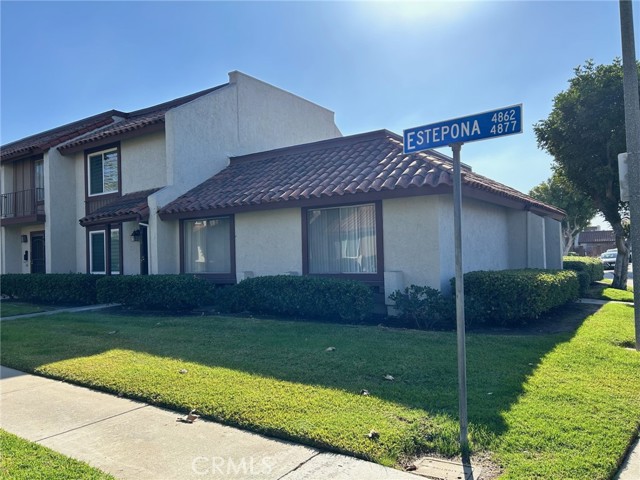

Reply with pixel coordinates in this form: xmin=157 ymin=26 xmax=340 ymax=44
xmin=89 ymin=228 xmax=121 ymax=274
xmin=88 ymin=148 xmax=118 ymax=196
xmin=183 ymin=217 xmax=231 ymax=274
xmin=307 ymin=204 xmax=377 ymax=274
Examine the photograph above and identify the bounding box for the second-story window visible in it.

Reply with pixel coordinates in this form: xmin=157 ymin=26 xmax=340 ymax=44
xmin=88 ymin=148 xmax=118 ymax=196
xmin=34 ymin=159 xmax=44 ymax=202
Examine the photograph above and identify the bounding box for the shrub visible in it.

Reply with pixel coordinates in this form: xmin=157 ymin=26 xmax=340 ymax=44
xmin=217 ymin=275 xmax=373 ymax=322
xmin=1 ymin=273 xmax=102 ymax=305
xmin=97 ymin=275 xmax=215 ymax=311
xmin=563 ymin=256 xmax=604 ymax=284
xmin=388 ymin=285 xmax=454 ymax=329
xmin=459 ymin=269 xmax=579 ymax=327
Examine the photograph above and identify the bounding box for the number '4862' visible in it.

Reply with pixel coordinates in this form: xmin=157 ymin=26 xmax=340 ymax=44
xmin=491 ymin=110 xmax=516 ymax=123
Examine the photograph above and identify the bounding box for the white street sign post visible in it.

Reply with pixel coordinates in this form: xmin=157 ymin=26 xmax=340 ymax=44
xmin=403 ymin=105 xmax=523 ymax=450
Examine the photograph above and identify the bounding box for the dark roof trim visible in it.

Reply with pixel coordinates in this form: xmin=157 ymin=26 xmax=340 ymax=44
xmin=1 ymin=111 xmax=120 ymax=163
xmin=59 ymin=122 xmax=165 ymax=155
xmin=58 ymin=84 xmax=228 ymax=154
xmin=79 ymin=188 xmax=159 ymax=227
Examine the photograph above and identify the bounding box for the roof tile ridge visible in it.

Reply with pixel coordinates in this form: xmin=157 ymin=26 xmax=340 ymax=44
xmin=1 ymin=110 xmax=122 ymax=150
xmin=125 ymin=84 xmax=228 ymax=117
xmin=229 ymin=130 xmax=396 ymax=165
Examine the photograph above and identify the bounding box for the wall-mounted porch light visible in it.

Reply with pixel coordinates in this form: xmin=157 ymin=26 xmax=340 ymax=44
xmin=21 ymin=235 xmax=28 ymax=243
xmin=130 ymin=229 xmax=141 ymax=242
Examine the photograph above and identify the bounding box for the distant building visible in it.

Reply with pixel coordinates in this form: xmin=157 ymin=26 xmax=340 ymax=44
xmin=574 ymin=229 xmax=615 ymax=256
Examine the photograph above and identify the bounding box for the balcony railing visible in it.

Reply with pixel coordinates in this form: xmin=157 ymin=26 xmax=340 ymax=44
xmin=0 ymin=188 xmax=45 ymax=219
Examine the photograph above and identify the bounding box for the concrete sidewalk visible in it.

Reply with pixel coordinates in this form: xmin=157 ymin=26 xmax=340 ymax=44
xmin=0 ymin=366 xmax=417 ymax=480
xmin=0 ymin=303 xmax=119 ymax=322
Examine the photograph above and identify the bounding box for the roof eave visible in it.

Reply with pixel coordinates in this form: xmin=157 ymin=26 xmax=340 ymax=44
xmin=59 ymin=122 xmax=165 ymax=155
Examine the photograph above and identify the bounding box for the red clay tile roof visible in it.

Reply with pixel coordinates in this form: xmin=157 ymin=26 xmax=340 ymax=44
xmin=79 ymin=188 xmax=160 ymax=226
xmin=58 ymin=85 xmax=226 ymax=153
xmin=1 ymin=111 xmax=120 ymax=163
xmin=159 ymin=130 xmax=565 ymax=219
xmin=2 ymin=84 xmax=227 ymax=161
xmin=577 ymin=230 xmax=615 ymax=244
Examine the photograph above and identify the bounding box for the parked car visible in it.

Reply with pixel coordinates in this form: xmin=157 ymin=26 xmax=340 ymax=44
xmin=600 ymin=249 xmax=617 ymax=269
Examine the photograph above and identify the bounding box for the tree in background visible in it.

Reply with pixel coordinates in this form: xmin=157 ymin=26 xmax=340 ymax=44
xmin=529 ymin=170 xmax=597 ymax=256
xmin=534 ymin=59 xmax=637 ymax=289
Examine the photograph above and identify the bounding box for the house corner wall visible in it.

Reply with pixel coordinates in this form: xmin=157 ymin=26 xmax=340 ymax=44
xmin=147 ymin=195 xmax=179 ymax=274
xmin=507 ymin=210 xmax=528 ymax=269
xmin=153 ymin=71 xmax=343 ymax=276
xmin=527 ymin=212 xmax=546 ymax=268
xmin=544 ymin=217 xmax=563 ymax=269
xmin=45 ymin=150 xmax=78 ymax=273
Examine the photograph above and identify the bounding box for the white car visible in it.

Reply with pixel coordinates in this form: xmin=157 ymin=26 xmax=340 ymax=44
xmin=600 ymin=249 xmax=617 ymax=269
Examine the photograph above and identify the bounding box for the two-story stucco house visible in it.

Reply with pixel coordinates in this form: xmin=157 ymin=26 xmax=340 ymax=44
xmin=1 ymin=71 xmax=564 ymax=303
xmin=1 ymin=71 xmax=342 ymax=277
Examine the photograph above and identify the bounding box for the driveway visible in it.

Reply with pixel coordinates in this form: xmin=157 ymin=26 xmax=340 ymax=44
xmin=603 ymin=264 xmax=633 ymax=288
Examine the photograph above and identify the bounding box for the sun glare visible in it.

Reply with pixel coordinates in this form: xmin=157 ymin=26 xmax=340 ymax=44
xmin=363 ymin=1 xmax=474 ymax=25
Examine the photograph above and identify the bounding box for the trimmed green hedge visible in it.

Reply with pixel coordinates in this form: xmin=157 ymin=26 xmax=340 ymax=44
xmin=96 ymin=275 xmax=215 ymax=311
xmin=1 ymin=273 xmax=102 ymax=305
xmin=218 ymin=275 xmax=373 ymax=322
xmin=461 ymin=269 xmax=579 ymax=326
xmin=563 ymin=256 xmax=605 ymax=285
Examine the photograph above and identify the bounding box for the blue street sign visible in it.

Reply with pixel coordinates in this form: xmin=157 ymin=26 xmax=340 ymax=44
xmin=403 ymin=104 xmax=523 ymax=154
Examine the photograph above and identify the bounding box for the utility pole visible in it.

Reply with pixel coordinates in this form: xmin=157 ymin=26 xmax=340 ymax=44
xmin=619 ymin=0 xmax=640 ymax=350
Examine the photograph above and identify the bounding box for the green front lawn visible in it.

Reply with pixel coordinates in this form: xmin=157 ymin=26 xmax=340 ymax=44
xmin=586 ymin=280 xmax=634 ymax=302
xmin=1 ymin=302 xmax=48 ymax=317
xmin=0 ymin=429 xmax=115 ymax=480
xmin=1 ymin=304 xmax=639 ymax=479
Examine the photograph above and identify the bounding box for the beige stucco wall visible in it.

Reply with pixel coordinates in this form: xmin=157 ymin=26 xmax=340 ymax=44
xmin=235 ymin=208 xmax=302 ymax=280
xmin=383 ymin=195 xmax=512 ymax=295
xmin=382 ymin=196 xmax=442 ymax=290
xmin=121 ymin=131 xmax=167 ymax=194
xmin=121 ymin=221 xmax=141 ymax=275
xmin=527 ymin=212 xmax=547 ymax=268
xmin=46 ymin=149 xmax=79 ymax=273
xmin=150 ymin=71 xmax=342 ymax=274
xmin=545 ymin=217 xmax=563 ymax=269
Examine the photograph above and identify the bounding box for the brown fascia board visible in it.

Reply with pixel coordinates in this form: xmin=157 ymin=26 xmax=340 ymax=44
xmin=158 ymin=184 xmax=454 ymax=220
xmin=158 ymin=183 xmax=565 ymax=223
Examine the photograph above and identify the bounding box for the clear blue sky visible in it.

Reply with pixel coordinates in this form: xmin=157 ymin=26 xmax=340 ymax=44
xmin=1 ymin=1 xmax=637 ymax=201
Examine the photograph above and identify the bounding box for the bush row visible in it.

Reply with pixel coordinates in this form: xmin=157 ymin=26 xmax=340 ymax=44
xmin=390 ymin=269 xmax=580 ymax=328
xmin=217 ymin=275 xmax=373 ymax=322
xmin=2 ymin=273 xmax=102 ymax=305
xmin=562 ymin=256 xmax=604 ymax=295
xmin=1 ymin=273 xmax=215 ymax=310
xmin=1 ymin=273 xmax=372 ymax=321
xmin=96 ymin=275 xmax=215 ymax=311
xmin=461 ymin=269 xmax=579 ymax=326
